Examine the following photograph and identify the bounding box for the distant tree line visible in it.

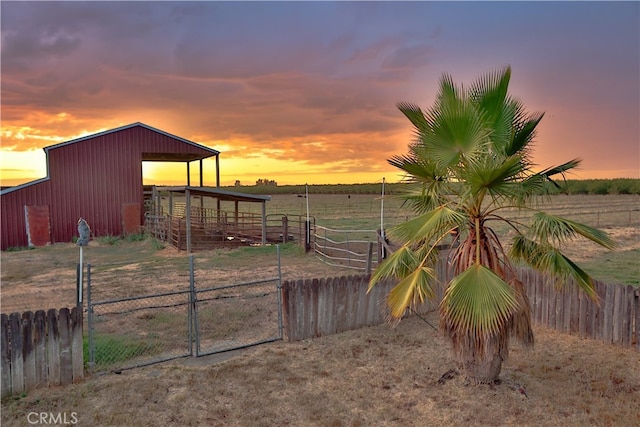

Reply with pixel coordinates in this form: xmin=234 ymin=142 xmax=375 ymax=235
xmin=224 ymin=179 xmax=640 ymax=196
xmin=561 ymin=179 xmax=640 ymax=195
xmin=255 ymin=178 xmax=278 ymax=186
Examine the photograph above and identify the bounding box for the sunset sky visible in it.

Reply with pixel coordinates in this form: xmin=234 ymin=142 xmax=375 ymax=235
xmin=1 ymin=1 xmax=638 ymax=187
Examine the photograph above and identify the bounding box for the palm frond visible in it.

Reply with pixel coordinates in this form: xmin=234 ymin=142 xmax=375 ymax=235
xmin=396 ymin=189 xmax=447 ymax=214
xmin=440 ymin=264 xmax=519 ymax=338
xmin=469 ymin=66 xmax=514 ymax=150
xmin=435 ymin=73 xmax=460 ymax=109
xmin=539 ymin=159 xmax=581 ymax=191
xmin=507 ymin=112 xmax=544 ymax=156
xmin=485 ymin=97 xmax=519 ymax=152
xmin=369 ymin=245 xmax=418 ymax=290
xmin=509 ymin=235 xmax=598 ymax=300
xmin=519 ymin=173 xmax=548 ymax=199
xmin=390 ymin=205 xmax=466 ymax=245
xmin=387 ymin=153 xmax=447 ymax=186
xmin=423 ymin=101 xmax=490 ymax=168
xmin=530 ymin=212 xmax=616 ymax=249
xmin=469 ymin=66 xmax=511 ymax=110
xmin=397 ymin=102 xmax=430 ymax=134
xmin=385 ymin=266 xmax=437 ymax=318
xmin=462 ymin=155 xmax=525 ymax=200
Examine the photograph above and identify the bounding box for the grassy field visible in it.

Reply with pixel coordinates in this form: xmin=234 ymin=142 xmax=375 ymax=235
xmin=1 ymin=194 xmax=639 ymax=426
xmin=180 ymin=193 xmax=640 ymax=285
xmin=1 ymin=194 xmax=638 ymax=315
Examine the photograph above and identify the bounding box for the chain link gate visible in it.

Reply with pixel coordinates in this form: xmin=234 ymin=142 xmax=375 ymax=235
xmin=87 ymin=246 xmax=283 ymax=373
xmin=191 ymin=248 xmax=284 ymax=357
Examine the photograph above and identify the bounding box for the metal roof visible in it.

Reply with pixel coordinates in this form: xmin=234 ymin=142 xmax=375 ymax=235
xmin=44 ymin=122 xmax=219 ymax=160
xmin=1 ymin=123 xmax=219 ymax=197
xmin=0 ymin=177 xmax=50 ymax=195
xmin=156 ymin=186 xmax=271 ymax=203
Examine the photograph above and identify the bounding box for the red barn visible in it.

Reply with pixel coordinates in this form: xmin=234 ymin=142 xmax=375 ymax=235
xmin=1 ymin=122 xmax=223 ymax=250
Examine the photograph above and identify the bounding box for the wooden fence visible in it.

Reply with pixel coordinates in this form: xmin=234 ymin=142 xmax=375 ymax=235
xmin=520 ymin=267 xmax=640 ymax=348
xmin=282 ymin=264 xmax=639 ymax=351
xmin=281 ymin=257 xmax=451 ymax=342
xmin=1 ymin=307 xmax=84 ymax=398
xmin=282 ymin=275 xmax=415 ymax=342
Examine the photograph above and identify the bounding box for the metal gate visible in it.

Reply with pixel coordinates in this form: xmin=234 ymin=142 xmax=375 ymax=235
xmin=86 ymin=247 xmax=283 ymax=373
xmin=313 ymin=225 xmax=378 ymax=273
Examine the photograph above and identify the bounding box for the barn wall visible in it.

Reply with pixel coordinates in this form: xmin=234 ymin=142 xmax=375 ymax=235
xmin=1 ymin=181 xmax=52 ymax=249
xmin=46 ymin=129 xmax=143 ymax=242
xmin=1 ymin=125 xmax=218 ymax=250
xmin=134 ymin=125 xmax=215 ymax=158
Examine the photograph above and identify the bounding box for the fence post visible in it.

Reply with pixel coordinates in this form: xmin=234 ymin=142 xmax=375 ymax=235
xmin=1 ymin=314 xmax=10 ymax=398
xmin=10 ymin=312 xmax=24 ymax=394
xmin=305 ymin=220 xmax=311 ymax=252
xmin=282 ymin=216 xmax=288 ymax=244
xmin=59 ymin=308 xmax=73 ymax=385
xmin=71 ymin=307 xmax=83 ymax=382
xmin=33 ymin=310 xmax=47 ymax=387
xmin=87 ymin=264 xmax=95 ymax=372
xmin=189 ymin=255 xmax=200 ymax=357
xmin=323 ymin=227 xmax=327 ymax=262
xmin=22 ymin=311 xmax=36 ymax=391
xmin=276 ymin=245 xmax=284 ymax=340
xmin=635 ymin=289 xmax=640 ymax=351
xmin=76 ymin=263 xmax=81 ymax=308
xmin=365 ymin=242 xmax=374 ymax=276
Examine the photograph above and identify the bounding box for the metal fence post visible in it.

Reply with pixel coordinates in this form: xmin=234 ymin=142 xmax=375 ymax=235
xmin=276 ymin=245 xmax=283 ymax=340
xmin=76 ymin=263 xmax=81 ymax=308
xmin=188 ymin=255 xmax=193 ymax=357
xmin=86 ymin=264 xmax=94 ymax=372
xmin=189 ymin=255 xmax=200 ymax=357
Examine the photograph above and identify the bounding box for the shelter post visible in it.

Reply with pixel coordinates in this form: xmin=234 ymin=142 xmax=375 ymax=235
xmin=216 ymin=155 xmax=220 ymax=187
xmin=186 ymin=189 xmax=192 ymax=253
xmin=261 ymin=202 xmax=267 ymax=245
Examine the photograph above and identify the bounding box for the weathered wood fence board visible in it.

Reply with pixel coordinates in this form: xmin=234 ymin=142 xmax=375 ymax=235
xmin=1 ymin=307 xmax=83 ymax=398
xmin=283 ymin=265 xmax=639 ymax=352
xmin=282 ymin=275 xmax=432 ymax=342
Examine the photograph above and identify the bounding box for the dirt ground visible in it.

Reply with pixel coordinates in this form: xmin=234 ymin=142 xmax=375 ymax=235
xmin=1 ymin=234 xmax=639 ymax=426
xmin=2 ymin=312 xmax=639 ymax=426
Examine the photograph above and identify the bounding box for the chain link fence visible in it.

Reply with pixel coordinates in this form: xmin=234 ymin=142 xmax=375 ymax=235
xmin=87 ymin=286 xmax=192 ymax=372
xmin=86 ymin=248 xmax=283 ymax=373
xmin=194 ymin=277 xmax=282 ymax=357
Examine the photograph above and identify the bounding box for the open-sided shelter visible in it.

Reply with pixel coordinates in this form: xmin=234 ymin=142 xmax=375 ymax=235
xmin=0 ymin=122 xmax=270 ymax=251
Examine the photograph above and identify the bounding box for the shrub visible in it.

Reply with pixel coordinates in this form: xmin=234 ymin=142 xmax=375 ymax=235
xmin=5 ymin=246 xmax=35 ymax=252
xmin=125 ymin=232 xmax=146 ymax=242
xmin=96 ymin=235 xmax=121 ymax=246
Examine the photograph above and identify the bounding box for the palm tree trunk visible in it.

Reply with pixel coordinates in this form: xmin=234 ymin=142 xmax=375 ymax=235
xmin=460 ymin=334 xmax=508 ymax=383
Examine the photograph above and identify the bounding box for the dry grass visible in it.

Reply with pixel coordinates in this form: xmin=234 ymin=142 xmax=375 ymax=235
xmin=1 ymin=194 xmax=639 ymax=425
xmin=0 ymin=240 xmax=357 ymax=314
xmin=2 ymin=312 xmax=639 ymax=426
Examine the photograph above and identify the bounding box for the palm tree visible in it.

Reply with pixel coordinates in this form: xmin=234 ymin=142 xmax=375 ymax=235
xmin=369 ymin=66 xmax=615 ymax=383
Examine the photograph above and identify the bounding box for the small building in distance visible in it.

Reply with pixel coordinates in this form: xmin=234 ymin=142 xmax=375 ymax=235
xmin=1 ymin=122 xmax=271 ymax=251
